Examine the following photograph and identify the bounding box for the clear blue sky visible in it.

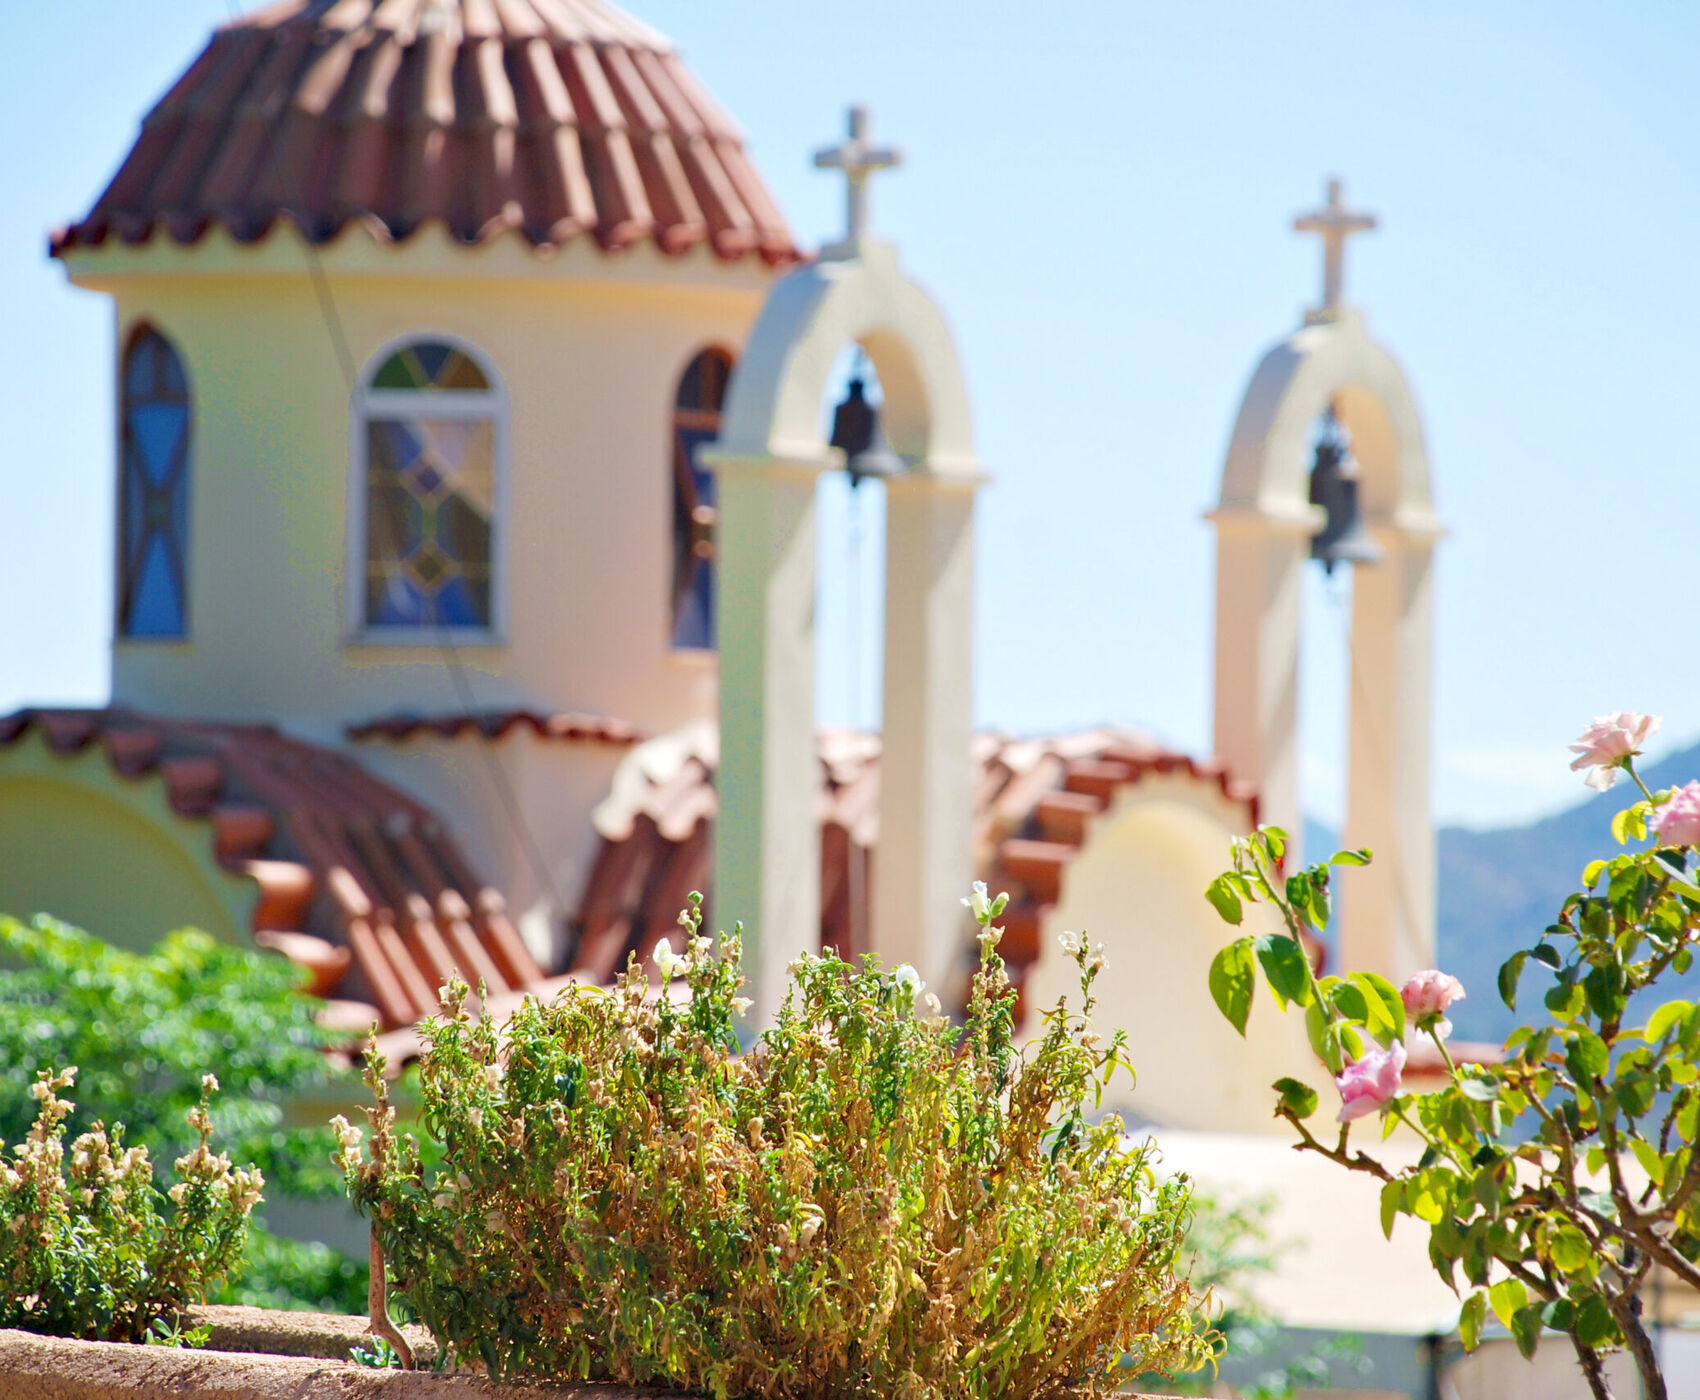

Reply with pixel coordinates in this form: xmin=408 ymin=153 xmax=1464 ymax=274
xmin=3 ymin=1 xmax=1696 ymax=829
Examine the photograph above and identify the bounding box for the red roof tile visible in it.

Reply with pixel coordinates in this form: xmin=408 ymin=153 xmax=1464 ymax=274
xmin=4 ymin=706 xmax=1261 ymax=1056
xmin=570 ymin=724 xmax=1261 ymax=1018
xmin=347 ymin=708 xmax=645 ymax=746
xmin=0 ymin=707 xmax=546 ymax=1033
xmin=51 ymin=0 xmax=799 ymax=265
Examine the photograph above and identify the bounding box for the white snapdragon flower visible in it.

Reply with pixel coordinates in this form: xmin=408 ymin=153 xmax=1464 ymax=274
xmin=653 ymin=937 xmax=684 ymax=981
xmin=893 ymin=964 xmax=923 ymax=1000
xmin=961 ymin=881 xmax=991 ymax=921
xmin=1059 ymin=930 xmax=1082 ymax=957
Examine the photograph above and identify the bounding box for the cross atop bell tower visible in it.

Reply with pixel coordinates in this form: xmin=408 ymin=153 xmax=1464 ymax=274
xmin=1294 ymin=177 xmax=1377 ymax=321
xmin=813 ymin=106 xmax=902 ymax=260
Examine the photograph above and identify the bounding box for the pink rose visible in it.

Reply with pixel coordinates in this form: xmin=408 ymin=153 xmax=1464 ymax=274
xmin=1401 ymin=970 xmax=1466 ymax=1029
xmin=1653 ymin=781 xmax=1700 ymax=848
xmin=1569 ymin=712 xmax=1660 ymax=792
xmin=1336 ymin=1042 xmax=1406 ymax=1123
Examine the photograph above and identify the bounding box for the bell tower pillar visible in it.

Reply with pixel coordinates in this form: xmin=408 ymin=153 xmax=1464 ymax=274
xmin=710 ymin=108 xmax=981 ymax=1024
xmin=1210 ymin=180 xmax=1441 ymax=981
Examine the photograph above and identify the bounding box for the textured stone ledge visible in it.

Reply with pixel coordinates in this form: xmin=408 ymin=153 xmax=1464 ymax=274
xmin=0 ymin=1319 xmax=1181 ymax=1399
xmin=0 ymin=1328 xmax=631 ymax=1400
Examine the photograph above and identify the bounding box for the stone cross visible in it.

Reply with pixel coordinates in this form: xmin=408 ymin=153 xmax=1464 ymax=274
xmin=813 ymin=106 xmax=902 ymax=250
xmin=1294 ymin=177 xmax=1377 ymax=314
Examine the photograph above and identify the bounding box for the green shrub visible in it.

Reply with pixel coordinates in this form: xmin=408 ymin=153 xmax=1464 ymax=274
xmin=0 ymin=914 xmax=366 ymax=1312
xmin=0 ymin=1068 xmax=261 ymax=1340
xmin=338 ymin=892 xmax=1215 ymax=1398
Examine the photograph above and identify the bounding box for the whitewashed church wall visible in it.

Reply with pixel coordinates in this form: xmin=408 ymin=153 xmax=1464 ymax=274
xmin=71 ymin=236 xmax=766 ymax=743
xmin=1019 ymin=776 xmax=1315 ymax=1136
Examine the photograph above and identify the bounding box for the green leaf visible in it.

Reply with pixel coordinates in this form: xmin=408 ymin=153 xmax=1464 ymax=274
xmin=1255 ymin=934 xmax=1313 ymax=1009
xmin=1488 ymin=1278 xmax=1527 ymax=1331
xmin=1646 ymin=999 xmax=1692 ymax=1044
xmin=1459 ymin=1291 xmax=1486 ymax=1352
xmin=1529 ymin=943 xmax=1563 ymax=970
xmin=1352 ymin=971 xmax=1407 ymax=1044
xmin=1272 ymin=1077 xmax=1319 ymax=1120
xmin=1329 ymin=848 xmax=1372 ymax=867
xmin=1582 ymin=859 xmax=1607 ymax=888
xmin=1305 ymin=999 xmax=1343 ymax=1076
xmin=1459 ymin=1075 xmax=1500 ymax=1102
xmin=1209 ymin=938 xmax=1257 ymax=1036
xmin=1498 ymin=951 xmax=1527 ymax=1012
xmin=1511 ymin=1302 xmax=1544 ymax=1359
xmin=1204 ymin=875 xmax=1244 ymax=926
xmin=1632 ymin=1139 xmax=1665 ymax=1190
xmin=1379 ymin=1179 xmax=1404 ymax=1240
xmin=1331 ymin=981 xmax=1369 ymax=1025
xmin=1546 ymin=980 xmax=1586 ymax=1022
xmin=1549 ymin=1226 xmax=1592 ymax=1273
xmin=1566 ymin=1030 xmax=1610 ymax=1081
xmin=1574 ymin=1294 xmax=1618 ymax=1349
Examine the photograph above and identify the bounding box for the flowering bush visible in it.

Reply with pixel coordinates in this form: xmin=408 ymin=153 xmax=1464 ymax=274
xmin=0 ymin=1068 xmax=262 ymax=1341
xmin=337 ymin=891 xmax=1215 ymax=1397
xmin=0 ymin=914 xmax=365 ymax=1312
xmin=1206 ymin=712 xmax=1700 ymax=1400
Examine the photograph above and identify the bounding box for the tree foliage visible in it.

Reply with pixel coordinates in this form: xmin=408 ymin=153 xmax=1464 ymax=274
xmin=0 ymin=914 xmax=364 ymax=1312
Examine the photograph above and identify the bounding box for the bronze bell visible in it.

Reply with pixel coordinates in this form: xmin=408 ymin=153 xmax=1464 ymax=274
xmin=1308 ymin=409 xmax=1384 ymax=573
xmin=828 ymin=377 xmax=903 ymax=487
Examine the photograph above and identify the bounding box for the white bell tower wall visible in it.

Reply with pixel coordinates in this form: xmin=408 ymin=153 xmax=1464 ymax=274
xmin=708 ymin=235 xmax=983 ymax=1025
xmin=1210 ymin=309 xmax=1442 ymax=982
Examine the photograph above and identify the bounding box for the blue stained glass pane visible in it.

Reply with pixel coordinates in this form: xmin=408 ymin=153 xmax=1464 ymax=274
xmin=372 ymin=419 xmax=424 ymax=472
xmin=412 ymin=341 xmax=454 ymax=384
xmin=673 ymin=561 xmax=714 ymax=649
xmin=130 ymin=403 xmax=186 ymax=486
xmin=128 ymin=533 xmax=184 ymax=636
xmin=434 ymin=577 xmax=480 ymax=627
xmin=123 ymin=465 xmax=148 ymax=559
xmin=124 ymin=335 xmax=159 ymax=397
xmin=678 ymin=424 xmax=718 ymax=504
xmin=370 ymin=572 xmax=426 ymax=627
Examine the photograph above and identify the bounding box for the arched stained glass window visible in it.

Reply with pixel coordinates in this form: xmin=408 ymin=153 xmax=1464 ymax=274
xmin=118 ymin=327 xmax=192 ymax=638
xmin=671 ymin=348 xmax=733 ymax=650
xmin=357 ymin=339 xmax=502 ymax=633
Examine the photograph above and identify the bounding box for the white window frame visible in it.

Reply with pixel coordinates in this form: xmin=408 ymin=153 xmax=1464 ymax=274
xmin=345 ymin=332 xmax=510 ymax=646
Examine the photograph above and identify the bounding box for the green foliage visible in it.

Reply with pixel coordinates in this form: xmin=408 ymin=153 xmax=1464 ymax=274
xmin=144 ymin=1316 xmax=211 ymax=1348
xmin=1204 ymin=753 xmax=1700 ymax=1400
xmin=339 ymin=893 xmax=1215 ymax=1399
xmin=0 ymin=914 xmax=366 ymax=1313
xmin=0 ymin=1069 xmax=261 ymax=1341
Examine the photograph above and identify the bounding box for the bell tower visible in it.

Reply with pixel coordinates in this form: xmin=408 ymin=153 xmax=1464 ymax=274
xmin=1209 ymin=179 xmax=1443 ymax=983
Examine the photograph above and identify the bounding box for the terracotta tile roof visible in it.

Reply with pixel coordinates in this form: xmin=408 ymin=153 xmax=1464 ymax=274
xmin=3 ymin=705 xmax=1261 ymax=1058
xmin=51 ymin=0 xmax=799 ymax=265
xmin=568 ymin=722 xmax=1260 ymax=1016
xmin=0 ymin=707 xmax=547 ymax=1034
xmin=348 ymin=709 xmax=646 ymax=746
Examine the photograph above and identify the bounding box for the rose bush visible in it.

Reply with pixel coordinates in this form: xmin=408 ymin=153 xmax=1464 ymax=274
xmin=1206 ymin=713 xmax=1700 ymax=1400
xmin=337 ymin=892 xmax=1216 ymax=1398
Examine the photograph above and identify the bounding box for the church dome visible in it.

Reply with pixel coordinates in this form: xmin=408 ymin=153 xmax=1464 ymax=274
xmin=52 ymin=0 xmax=797 ymax=265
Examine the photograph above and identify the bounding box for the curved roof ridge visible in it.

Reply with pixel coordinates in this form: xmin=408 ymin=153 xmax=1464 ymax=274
xmin=53 ymin=0 xmax=796 ymax=264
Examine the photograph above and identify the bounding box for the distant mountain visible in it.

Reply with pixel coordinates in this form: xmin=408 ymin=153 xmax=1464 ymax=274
xmin=1436 ymin=741 xmax=1700 ymax=1043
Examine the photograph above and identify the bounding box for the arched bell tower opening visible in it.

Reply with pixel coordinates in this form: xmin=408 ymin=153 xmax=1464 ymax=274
xmin=706 ymin=108 xmax=984 ymax=1024
xmin=1210 ymin=180 xmax=1443 ymax=985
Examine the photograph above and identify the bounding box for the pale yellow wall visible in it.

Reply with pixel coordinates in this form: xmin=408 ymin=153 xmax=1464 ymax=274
xmin=65 ymin=230 xmax=772 ymax=742
xmin=1020 ymin=776 xmax=1317 ymax=1135
xmin=0 ymin=733 xmax=253 ymax=949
